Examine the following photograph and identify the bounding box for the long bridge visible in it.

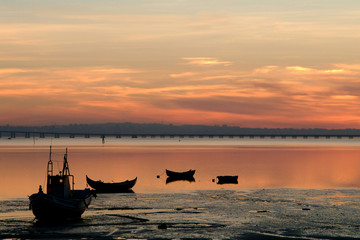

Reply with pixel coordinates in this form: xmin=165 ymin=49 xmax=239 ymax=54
xmin=0 ymin=130 xmax=359 ymax=139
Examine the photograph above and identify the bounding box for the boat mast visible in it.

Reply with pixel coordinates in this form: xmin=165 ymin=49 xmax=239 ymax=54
xmin=47 ymin=146 xmax=53 ymax=176
xmin=62 ymin=148 xmax=74 ymax=190
xmin=62 ymin=148 xmax=70 ymax=176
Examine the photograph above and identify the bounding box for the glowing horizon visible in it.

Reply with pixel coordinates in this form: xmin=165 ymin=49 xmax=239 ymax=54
xmin=1 ymin=1 xmax=360 ymax=128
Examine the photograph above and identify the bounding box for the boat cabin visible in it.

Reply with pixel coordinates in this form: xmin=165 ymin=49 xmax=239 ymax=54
xmin=46 ymin=147 xmax=74 ymax=199
xmin=47 ymin=175 xmax=73 ymax=198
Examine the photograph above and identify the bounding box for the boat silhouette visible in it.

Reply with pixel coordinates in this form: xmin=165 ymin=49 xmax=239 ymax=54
xmin=166 ymin=169 xmax=195 ymax=178
xmin=86 ymin=176 xmax=137 ymax=193
xmin=29 ymin=147 xmax=95 ymax=221
xmin=216 ymin=175 xmax=238 ymax=184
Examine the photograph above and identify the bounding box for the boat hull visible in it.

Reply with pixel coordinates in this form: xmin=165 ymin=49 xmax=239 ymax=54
xmin=166 ymin=169 xmax=195 ymax=178
xmin=217 ymin=175 xmax=238 ymax=184
xmin=29 ymin=192 xmax=93 ymax=221
xmin=86 ymin=176 xmax=137 ymax=193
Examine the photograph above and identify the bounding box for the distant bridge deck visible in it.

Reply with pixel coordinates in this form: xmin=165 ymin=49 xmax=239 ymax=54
xmin=0 ymin=130 xmax=359 ymax=139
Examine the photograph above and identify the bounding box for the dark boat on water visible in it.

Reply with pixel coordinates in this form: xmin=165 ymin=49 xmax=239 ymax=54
xmin=166 ymin=169 xmax=195 ymax=178
xmin=29 ymin=147 xmax=95 ymax=221
xmin=165 ymin=169 xmax=196 ymax=184
xmin=86 ymin=176 xmax=137 ymax=193
xmin=217 ymin=175 xmax=238 ymax=184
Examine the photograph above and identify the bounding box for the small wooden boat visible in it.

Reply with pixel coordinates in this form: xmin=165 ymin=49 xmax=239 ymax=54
xmin=86 ymin=176 xmax=137 ymax=193
xmin=217 ymin=175 xmax=238 ymax=184
xmin=29 ymin=147 xmax=95 ymax=221
xmin=166 ymin=169 xmax=195 ymax=178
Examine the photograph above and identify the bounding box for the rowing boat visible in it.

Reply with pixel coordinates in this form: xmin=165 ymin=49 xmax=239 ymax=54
xmin=86 ymin=176 xmax=137 ymax=193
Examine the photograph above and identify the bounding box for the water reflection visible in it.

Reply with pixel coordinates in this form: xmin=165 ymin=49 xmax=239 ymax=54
xmin=1 ymin=142 xmax=360 ymax=199
xmin=166 ymin=176 xmax=196 ymax=184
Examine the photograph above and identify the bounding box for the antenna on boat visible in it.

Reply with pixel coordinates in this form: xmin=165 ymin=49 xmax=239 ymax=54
xmin=47 ymin=146 xmax=53 ymax=176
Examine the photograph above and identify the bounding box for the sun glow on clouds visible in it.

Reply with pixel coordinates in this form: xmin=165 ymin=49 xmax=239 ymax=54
xmin=331 ymin=95 xmax=358 ymax=100
xmin=287 ymin=66 xmax=349 ymax=75
xmin=182 ymin=57 xmax=232 ymax=66
xmin=2 ymin=1 xmax=360 ymax=127
xmin=170 ymin=72 xmax=198 ymax=78
xmin=286 ymin=66 xmax=312 ymax=72
xmin=1 ymin=63 xmax=360 ymax=128
xmin=91 ymin=68 xmax=142 ymax=74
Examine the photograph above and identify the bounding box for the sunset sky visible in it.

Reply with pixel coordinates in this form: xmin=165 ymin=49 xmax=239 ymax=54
xmin=1 ymin=0 xmax=360 ymax=128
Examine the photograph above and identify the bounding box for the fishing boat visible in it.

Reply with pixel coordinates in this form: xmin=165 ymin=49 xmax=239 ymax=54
xmin=29 ymin=147 xmax=95 ymax=221
xmin=86 ymin=176 xmax=137 ymax=193
xmin=166 ymin=169 xmax=195 ymax=178
xmin=217 ymin=175 xmax=238 ymax=184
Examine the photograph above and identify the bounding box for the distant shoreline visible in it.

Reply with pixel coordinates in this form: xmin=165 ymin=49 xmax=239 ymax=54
xmin=1 ymin=123 xmax=360 ymax=136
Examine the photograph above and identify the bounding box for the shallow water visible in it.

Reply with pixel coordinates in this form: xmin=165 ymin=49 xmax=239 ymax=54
xmin=1 ymin=137 xmax=360 ymax=239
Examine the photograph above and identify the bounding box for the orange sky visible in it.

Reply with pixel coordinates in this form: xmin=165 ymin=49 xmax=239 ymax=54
xmin=1 ymin=1 xmax=360 ymax=128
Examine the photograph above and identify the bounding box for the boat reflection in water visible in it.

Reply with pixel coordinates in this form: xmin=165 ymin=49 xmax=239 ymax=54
xmin=29 ymin=147 xmax=95 ymax=222
xmin=166 ymin=176 xmax=196 ymax=184
xmin=165 ymin=169 xmax=196 ymax=184
xmin=216 ymin=175 xmax=238 ymax=184
xmin=86 ymin=176 xmax=137 ymax=193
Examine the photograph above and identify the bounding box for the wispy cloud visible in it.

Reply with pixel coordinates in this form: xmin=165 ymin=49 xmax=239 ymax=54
xmin=170 ymin=72 xmax=198 ymax=78
xmin=286 ymin=66 xmax=350 ymax=75
xmin=0 ymin=68 xmax=36 ymax=75
xmin=1 ymin=63 xmax=360 ymax=127
xmin=90 ymin=68 xmax=142 ymax=74
xmin=182 ymin=57 xmax=232 ymax=66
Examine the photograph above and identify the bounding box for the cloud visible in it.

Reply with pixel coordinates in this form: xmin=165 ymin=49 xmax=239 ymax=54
xmin=91 ymin=68 xmax=142 ymax=74
xmin=182 ymin=57 xmax=232 ymax=66
xmin=331 ymin=95 xmax=358 ymax=100
xmin=170 ymin=72 xmax=198 ymax=78
xmin=1 ymin=63 xmax=360 ymax=128
xmin=286 ymin=66 xmax=351 ymax=75
xmin=334 ymin=64 xmax=360 ymax=71
xmin=286 ymin=66 xmax=313 ymax=72
xmin=0 ymin=68 xmax=36 ymax=75
xmin=253 ymin=66 xmax=280 ymax=74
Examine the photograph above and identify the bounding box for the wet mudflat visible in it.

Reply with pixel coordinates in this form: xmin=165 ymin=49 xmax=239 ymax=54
xmin=1 ymin=188 xmax=360 ymax=239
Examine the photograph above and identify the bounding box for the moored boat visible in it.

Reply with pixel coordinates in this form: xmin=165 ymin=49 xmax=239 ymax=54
xmin=29 ymin=147 xmax=95 ymax=221
xmin=165 ymin=169 xmax=195 ymax=178
xmin=217 ymin=175 xmax=238 ymax=184
xmin=86 ymin=176 xmax=137 ymax=193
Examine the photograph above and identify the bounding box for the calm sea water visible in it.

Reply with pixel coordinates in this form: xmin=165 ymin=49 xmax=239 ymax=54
xmin=1 ymin=136 xmax=360 ymax=199
xmin=1 ymin=137 xmax=360 ymax=239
